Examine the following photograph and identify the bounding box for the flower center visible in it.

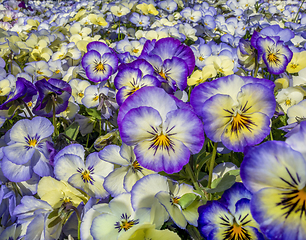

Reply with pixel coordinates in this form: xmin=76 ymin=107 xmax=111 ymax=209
xmin=93 ymin=95 xmax=99 ymax=101
xmin=230 ymin=112 xmax=256 ymax=134
xmin=62 ymin=197 xmax=72 ymax=203
xmin=78 ymin=92 xmax=84 ymax=97
xmin=222 ymin=221 xmax=251 ymax=240
xmin=159 ymin=70 xmax=167 ymax=80
xmin=77 ymin=167 xmax=95 ymax=185
xmin=95 ymin=63 xmax=105 ymax=72
xmin=199 ymin=56 xmax=204 ymax=61
xmin=132 ymin=160 xmax=143 ymax=171
xmin=133 ymin=48 xmax=139 ymax=53
xmin=290 ymin=63 xmax=298 ymax=69
xmin=277 ymin=186 xmax=306 ymax=219
xmin=25 ymin=135 xmax=40 ymax=148
xmin=285 ymin=99 xmax=291 ymax=106
xmin=28 ymin=139 xmax=37 ymax=147
xmin=114 ymin=213 xmax=139 ymax=233
xmin=172 ymin=196 xmax=180 ymax=205
xmin=267 ymin=53 xmax=278 ymax=63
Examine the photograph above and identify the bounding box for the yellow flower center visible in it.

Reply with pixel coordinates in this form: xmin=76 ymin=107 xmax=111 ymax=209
xmin=115 ymin=214 xmax=139 ymax=233
xmin=36 ymin=70 xmax=43 ymax=74
xmin=81 ymin=170 xmax=92 ymax=183
xmin=277 ymin=185 xmax=306 ymax=219
xmin=152 ymin=134 xmax=171 ymax=148
xmin=285 ymin=99 xmax=291 ymax=106
xmin=78 ymin=92 xmax=84 ymax=97
xmin=290 ymin=63 xmax=298 ymax=69
xmin=132 ymin=160 xmax=143 ymax=171
xmin=229 ymin=112 xmax=256 ymax=135
xmin=267 ymin=53 xmax=279 ymax=64
xmin=28 ymin=102 xmax=33 ymax=107
xmin=133 ymin=48 xmax=139 ymax=53
xmin=61 ymin=197 xmax=72 ymax=203
xmin=159 ymin=70 xmax=167 ymax=80
xmin=95 ymin=63 xmax=105 ymax=72
xmin=172 ymin=197 xmax=180 ymax=205
xmin=199 ymin=56 xmax=204 ymax=61
xmin=28 ymin=139 xmax=37 ymax=147
xmin=55 ymin=69 xmax=61 ymax=74
xmin=93 ymin=95 xmax=99 ymax=101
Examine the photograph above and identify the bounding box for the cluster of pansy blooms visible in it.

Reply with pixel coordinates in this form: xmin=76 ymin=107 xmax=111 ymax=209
xmin=0 ymin=0 xmax=306 ymax=239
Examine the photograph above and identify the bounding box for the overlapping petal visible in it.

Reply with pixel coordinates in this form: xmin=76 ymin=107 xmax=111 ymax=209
xmin=241 ymin=141 xmax=306 ymax=193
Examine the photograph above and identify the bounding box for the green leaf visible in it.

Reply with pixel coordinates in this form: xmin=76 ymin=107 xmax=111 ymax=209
xmin=226 ymin=169 xmax=240 ymax=176
xmin=45 ymin=100 xmax=53 ymax=114
xmin=8 ymin=104 xmax=17 ymax=116
xmin=48 ymin=216 xmax=62 ymax=228
xmin=48 ymin=209 xmax=59 ymax=219
xmin=64 ymin=122 xmax=79 ymax=140
xmin=206 ymin=172 xmax=236 ymax=193
xmin=179 ymin=193 xmax=197 ymax=209
xmin=86 ymin=108 xmax=101 ymax=120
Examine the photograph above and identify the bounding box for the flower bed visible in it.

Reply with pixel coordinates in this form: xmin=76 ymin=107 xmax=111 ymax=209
xmin=0 ymin=0 xmax=305 ymax=239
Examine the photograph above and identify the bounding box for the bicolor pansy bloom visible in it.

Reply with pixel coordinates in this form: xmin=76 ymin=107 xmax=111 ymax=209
xmin=81 ymin=41 xmax=118 ymax=82
xmin=2 ymin=117 xmax=54 ymax=181
xmin=190 ymin=74 xmax=276 ymax=152
xmin=139 ymin=37 xmax=195 ymax=92
xmin=53 ymin=144 xmax=114 ymax=198
xmin=131 ymin=174 xmax=200 ymax=230
xmin=99 ymin=143 xmax=155 ymax=197
xmin=114 ymin=59 xmax=160 ymax=105
xmin=117 ymin=86 xmax=204 ymax=174
xmin=256 ymin=36 xmax=293 ymax=75
xmin=33 ymin=78 xmax=72 ymax=118
xmin=198 ymin=182 xmax=265 ymax=240
xmin=86 ymin=193 xmax=150 ymax=240
xmin=241 ymin=122 xmax=306 ymax=240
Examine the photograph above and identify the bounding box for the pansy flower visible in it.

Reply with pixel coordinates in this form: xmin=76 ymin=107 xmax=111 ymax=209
xmin=2 ymin=117 xmax=54 ymax=181
xmin=118 ymin=86 xmax=204 ymax=174
xmin=99 ymin=143 xmax=155 ymax=197
xmin=53 ymin=144 xmax=113 ymax=198
xmin=190 ymin=74 xmax=276 ymax=152
xmin=114 ymin=59 xmax=160 ymax=105
xmin=33 ymin=78 xmax=72 ymax=118
xmin=256 ymin=36 xmax=293 ymax=75
xmin=139 ymin=37 xmax=195 ymax=92
xmin=0 ymin=77 xmax=37 ymax=115
xmin=81 ymin=41 xmax=118 ymax=83
xmin=89 ymin=193 xmax=150 ymax=240
xmin=241 ymin=123 xmax=306 ymax=240
xmin=198 ymin=182 xmax=265 ymax=240
xmin=13 ymin=196 xmax=63 ymax=240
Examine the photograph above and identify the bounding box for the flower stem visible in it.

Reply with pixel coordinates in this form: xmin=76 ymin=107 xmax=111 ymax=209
xmin=118 ymin=19 xmax=121 ymax=40
xmin=71 ymin=206 xmax=81 ymax=240
xmin=207 ymin=142 xmax=218 ymax=189
xmin=253 ymin=58 xmax=259 ymax=78
xmin=22 ymin=101 xmax=34 ymax=119
xmin=51 ymin=95 xmax=58 ymax=136
xmin=294 ymin=0 xmax=305 ymax=23
xmin=186 ymin=162 xmax=199 ymax=189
